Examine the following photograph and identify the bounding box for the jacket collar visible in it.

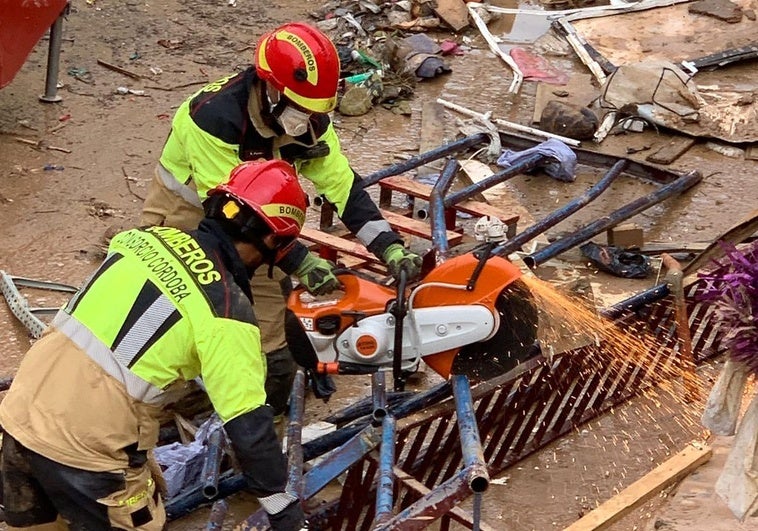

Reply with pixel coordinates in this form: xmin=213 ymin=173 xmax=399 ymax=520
xmin=195 ymin=219 xmax=254 ymax=302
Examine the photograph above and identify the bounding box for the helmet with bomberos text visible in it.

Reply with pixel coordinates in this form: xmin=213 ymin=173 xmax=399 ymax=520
xmin=204 ymin=160 xmax=307 ymax=249
xmin=254 ymin=22 xmax=340 ymax=113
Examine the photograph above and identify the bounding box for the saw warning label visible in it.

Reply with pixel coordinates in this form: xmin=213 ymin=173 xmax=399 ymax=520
xmin=356 ymin=335 xmax=378 ymax=356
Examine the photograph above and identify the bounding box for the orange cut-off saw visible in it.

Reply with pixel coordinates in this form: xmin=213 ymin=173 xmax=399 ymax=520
xmin=286 ymin=253 xmax=539 ymax=382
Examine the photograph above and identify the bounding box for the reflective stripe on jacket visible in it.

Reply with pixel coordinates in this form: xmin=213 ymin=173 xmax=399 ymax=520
xmin=157 ymin=68 xmax=399 ymax=254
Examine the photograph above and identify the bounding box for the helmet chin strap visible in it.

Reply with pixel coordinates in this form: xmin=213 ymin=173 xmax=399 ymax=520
xmin=243 ymin=231 xmax=278 ymax=279
xmin=266 ymin=84 xmax=282 ymax=114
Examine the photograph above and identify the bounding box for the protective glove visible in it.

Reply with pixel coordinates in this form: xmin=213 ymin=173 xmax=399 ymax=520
xmin=267 ymin=499 xmax=306 ymax=531
xmin=382 ymin=243 xmax=423 ymax=281
xmin=294 ymin=252 xmax=341 ymax=296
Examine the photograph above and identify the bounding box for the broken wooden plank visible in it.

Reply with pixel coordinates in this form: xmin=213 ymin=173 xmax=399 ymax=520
xmin=645 ymin=136 xmax=696 ymax=165
xmin=434 ymin=0 xmax=470 ymax=32
xmin=563 ymin=442 xmax=712 ymax=531
xmin=408 ymin=100 xmax=450 ymax=217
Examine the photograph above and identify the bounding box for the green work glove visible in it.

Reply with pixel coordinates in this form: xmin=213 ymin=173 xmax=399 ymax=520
xmin=294 ymin=253 xmax=341 ymax=296
xmin=382 ymin=243 xmax=423 ymax=281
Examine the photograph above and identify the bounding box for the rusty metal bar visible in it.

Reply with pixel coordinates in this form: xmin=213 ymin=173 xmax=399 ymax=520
xmin=374 ymin=415 xmax=397 ymax=526
xmin=287 ymin=370 xmax=306 ymax=499
xmin=362 ymin=133 xmax=488 ymax=187
xmin=492 ymin=159 xmax=627 ymax=257
xmin=200 ymin=428 xmax=225 ymax=499
xmin=524 ymin=170 xmax=703 ymax=268
xmin=375 ymin=465 xmax=487 ymax=531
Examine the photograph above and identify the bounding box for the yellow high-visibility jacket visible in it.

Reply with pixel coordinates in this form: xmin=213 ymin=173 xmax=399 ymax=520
xmin=0 ymin=220 xmax=268 ymax=472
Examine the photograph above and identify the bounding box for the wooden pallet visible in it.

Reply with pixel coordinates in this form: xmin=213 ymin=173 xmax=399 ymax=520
xmin=304 ymin=175 xmax=520 ymax=269
xmin=377 ymin=175 xmax=520 ymax=237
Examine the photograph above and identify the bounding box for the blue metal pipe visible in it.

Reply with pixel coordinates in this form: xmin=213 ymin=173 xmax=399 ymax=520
xmin=372 ymin=371 xmax=388 ymax=424
xmin=374 ymin=415 xmax=397 ymax=525
xmin=524 ymin=170 xmax=702 ymax=268
xmin=167 ymin=382 xmax=453 ymax=520
xmin=286 ymin=370 xmax=306 ymax=498
xmin=492 ymin=159 xmax=627 ymax=257
xmin=429 ymin=159 xmax=460 ymax=257
xmin=200 ymin=429 xmax=225 ymax=499
xmin=303 ymin=425 xmax=384 ymax=499
xmin=362 ymin=133 xmax=488 ymax=187
xmin=600 ymin=283 xmax=671 ymax=320
xmin=442 ymin=152 xmax=546 ymax=208
xmin=451 ymin=375 xmax=489 ymax=493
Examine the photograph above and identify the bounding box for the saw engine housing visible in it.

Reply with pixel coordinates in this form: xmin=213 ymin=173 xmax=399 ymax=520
xmin=287 ymin=254 xmax=533 ymax=380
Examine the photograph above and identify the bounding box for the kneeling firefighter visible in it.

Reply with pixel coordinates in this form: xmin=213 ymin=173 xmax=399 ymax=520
xmin=0 ymin=160 xmax=309 ymax=530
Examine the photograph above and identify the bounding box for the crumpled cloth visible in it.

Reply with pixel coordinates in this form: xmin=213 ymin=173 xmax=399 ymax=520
xmin=496 ymin=138 xmax=577 ymax=182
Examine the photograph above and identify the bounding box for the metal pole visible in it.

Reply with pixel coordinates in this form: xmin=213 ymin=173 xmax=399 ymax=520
xmin=362 ymin=133 xmax=488 ymax=187
xmin=392 ymin=270 xmax=409 ymax=392
xmin=429 ymin=159 xmax=460 ymax=257
xmin=374 ymin=415 xmax=397 ymax=526
xmin=200 ymin=429 xmax=225 ymax=499
xmin=600 ymin=283 xmax=670 ymax=320
xmin=451 ymin=375 xmax=489 ymax=493
xmin=492 ymin=159 xmax=627 ymax=257
xmin=442 ymin=152 xmax=546 ymax=207
xmin=372 ymin=371 xmax=388 ymax=424
xmin=286 ymin=370 xmax=306 ymax=498
xmin=39 ymin=5 xmax=67 ymax=103
xmin=524 ymin=170 xmax=702 ymax=268
xmin=166 ymin=381 xmax=453 ymax=520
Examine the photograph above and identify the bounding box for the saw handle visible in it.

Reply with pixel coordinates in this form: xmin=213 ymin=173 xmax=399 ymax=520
xmin=391 ymin=268 xmax=409 ymax=392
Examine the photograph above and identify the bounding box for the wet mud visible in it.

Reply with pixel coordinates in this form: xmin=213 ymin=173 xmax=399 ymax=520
xmin=1 ymin=0 xmax=756 ymax=529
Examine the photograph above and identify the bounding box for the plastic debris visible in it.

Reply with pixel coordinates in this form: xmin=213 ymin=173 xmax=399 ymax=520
xmin=580 ymin=241 xmax=652 ymax=279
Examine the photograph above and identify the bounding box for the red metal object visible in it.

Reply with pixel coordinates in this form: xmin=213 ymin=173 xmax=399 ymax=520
xmin=0 ymin=0 xmax=68 ymax=88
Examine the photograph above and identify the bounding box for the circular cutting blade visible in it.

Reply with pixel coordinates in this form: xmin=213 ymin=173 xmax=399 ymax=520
xmin=451 ymin=279 xmax=539 ymax=382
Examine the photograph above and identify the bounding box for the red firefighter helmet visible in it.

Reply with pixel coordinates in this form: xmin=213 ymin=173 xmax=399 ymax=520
xmin=254 ymin=22 xmax=340 ymax=113
xmin=205 ymin=160 xmax=307 ymax=246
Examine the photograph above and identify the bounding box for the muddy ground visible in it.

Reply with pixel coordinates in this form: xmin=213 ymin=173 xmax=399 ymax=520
xmin=1 ymin=0 xmax=757 ymax=529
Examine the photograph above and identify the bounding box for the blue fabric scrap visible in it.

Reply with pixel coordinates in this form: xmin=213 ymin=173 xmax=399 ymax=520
xmin=496 ymin=138 xmax=577 ymax=182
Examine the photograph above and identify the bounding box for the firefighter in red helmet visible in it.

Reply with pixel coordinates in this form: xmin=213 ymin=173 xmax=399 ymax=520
xmin=1 ymin=160 xmax=309 ymax=531
xmin=140 ymin=22 xmax=422 ymax=411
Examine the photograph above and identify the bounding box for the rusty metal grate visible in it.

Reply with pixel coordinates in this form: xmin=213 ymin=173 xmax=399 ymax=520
xmin=313 ymin=276 xmax=722 ymax=529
